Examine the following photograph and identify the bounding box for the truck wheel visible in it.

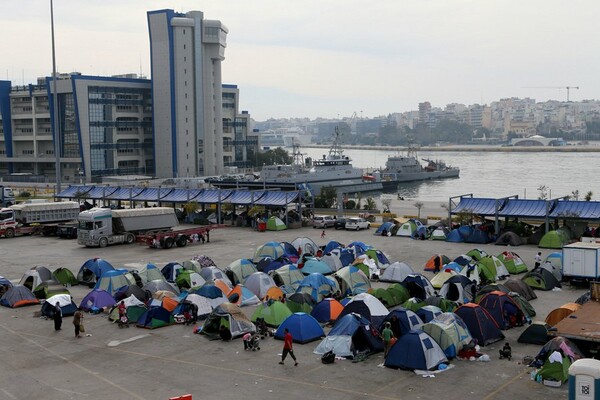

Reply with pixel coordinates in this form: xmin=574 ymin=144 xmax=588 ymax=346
xmin=176 ymin=236 xmax=188 ymax=247
xmin=125 ymin=233 xmax=135 ymax=244
xmin=99 ymin=237 xmax=108 ymax=248
xmin=4 ymin=228 xmax=15 ymax=238
xmin=163 ymin=237 xmax=174 ymax=249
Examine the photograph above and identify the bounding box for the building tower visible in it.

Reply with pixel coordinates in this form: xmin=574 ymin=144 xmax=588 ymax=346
xmin=148 ymin=9 xmax=228 ymax=178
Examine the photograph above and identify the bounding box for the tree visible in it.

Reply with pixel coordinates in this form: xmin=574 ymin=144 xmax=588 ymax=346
xmin=414 ymin=201 xmax=424 ymax=219
xmin=314 ymin=186 xmax=337 ymax=209
xmin=571 ymin=190 xmax=580 ymax=201
xmin=537 ymin=185 xmax=549 ymax=200
xmin=381 ymin=198 xmax=392 ymax=213
xmin=252 ymin=148 xmax=293 ymax=167
xmin=364 ymin=197 xmax=377 ymax=210
xmin=183 ymin=201 xmax=200 ymax=215
xmin=585 ymin=191 xmax=593 ymax=201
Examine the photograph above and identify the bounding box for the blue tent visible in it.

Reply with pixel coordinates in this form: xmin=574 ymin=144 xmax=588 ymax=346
xmin=446 ymin=229 xmax=465 ymax=243
xmin=380 ymin=308 xmax=424 ymax=336
xmin=275 ymin=313 xmax=324 ymax=344
xmin=94 ymin=269 xmax=130 ymax=296
xmin=77 ymin=258 xmax=115 ymax=286
xmin=375 ymin=222 xmax=395 ymax=235
xmin=453 ymin=255 xmax=473 ymax=266
xmin=256 ymin=256 xmax=291 ymax=274
xmin=301 ymin=259 xmax=333 ymax=275
xmin=280 ymin=242 xmax=300 ymax=262
xmin=314 ymin=313 xmax=383 ymax=357
xmin=324 ymin=241 xmax=343 ymax=254
xmin=296 ymin=273 xmax=337 ymax=302
xmin=136 ymin=306 xmax=173 ymax=329
xmin=348 ymin=241 xmax=369 ymax=258
xmin=443 ymin=262 xmax=463 ymax=273
xmin=79 ymin=289 xmax=115 ymax=313
xmin=416 ymin=305 xmax=443 ymax=323
xmin=403 ymin=274 xmax=435 ymax=300
xmin=384 ymin=329 xmax=448 ymax=370
xmin=454 ymin=303 xmax=504 ymax=346
xmin=192 ymin=285 xmax=224 ymax=299
xmin=161 ymin=262 xmax=184 ymax=282
xmin=465 ymin=228 xmax=492 ymax=244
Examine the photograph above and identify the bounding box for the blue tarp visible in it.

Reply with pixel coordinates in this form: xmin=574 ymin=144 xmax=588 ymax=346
xmin=550 ymin=200 xmax=600 ymax=219
xmin=499 ymin=199 xmax=549 ymax=218
xmin=452 ymin=198 xmax=502 ymax=216
xmin=253 ymin=191 xmax=298 ymax=206
xmin=225 ymin=190 xmax=266 ymax=205
xmin=55 ymin=185 xmax=93 ymax=198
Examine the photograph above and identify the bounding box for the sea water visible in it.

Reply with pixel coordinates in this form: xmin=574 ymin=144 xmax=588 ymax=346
xmin=303 ymin=147 xmax=599 ymax=202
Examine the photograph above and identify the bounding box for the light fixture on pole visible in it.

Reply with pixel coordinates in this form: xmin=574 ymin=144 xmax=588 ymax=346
xmin=50 ymin=0 xmax=61 ymax=193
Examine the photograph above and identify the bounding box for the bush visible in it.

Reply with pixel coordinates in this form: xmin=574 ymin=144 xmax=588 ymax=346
xmin=19 ymin=191 xmax=31 ymax=198
xmin=345 ymin=200 xmax=356 ymax=209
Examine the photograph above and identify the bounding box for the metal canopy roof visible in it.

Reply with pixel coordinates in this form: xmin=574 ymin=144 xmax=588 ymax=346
xmin=451 ymin=198 xmax=502 ymax=216
xmin=84 ymin=186 xmax=119 ymax=198
xmin=105 ymin=187 xmax=145 ymax=200
xmin=55 ymin=185 xmax=93 ymax=198
xmin=131 ymin=188 xmax=174 ymax=201
xmin=225 ymin=190 xmax=266 ymax=205
xmin=550 ymin=201 xmax=600 ymax=219
xmin=191 ymin=189 xmax=232 ymax=204
xmin=160 ymin=189 xmax=202 ymax=203
xmin=499 ymin=199 xmax=549 ymax=218
xmin=253 ymin=191 xmax=299 ymax=206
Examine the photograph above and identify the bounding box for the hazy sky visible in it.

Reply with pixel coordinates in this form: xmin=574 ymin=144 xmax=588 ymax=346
xmin=1 ymin=1 xmax=598 ymax=120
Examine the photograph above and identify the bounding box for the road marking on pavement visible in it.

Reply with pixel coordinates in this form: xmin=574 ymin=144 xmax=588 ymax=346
xmin=20 ymin=331 xmax=399 ymax=400
xmin=0 ymin=325 xmax=146 ymax=400
xmin=107 ymin=334 xmax=150 ymax=347
xmin=0 ymin=388 xmax=17 ymax=399
xmin=482 ymin=367 xmax=528 ymax=400
xmin=373 ymin=374 xmax=410 ymax=394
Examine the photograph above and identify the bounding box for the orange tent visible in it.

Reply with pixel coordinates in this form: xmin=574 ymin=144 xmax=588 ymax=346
xmin=423 ymin=254 xmax=451 ymax=272
xmin=162 ymin=296 xmax=179 ymax=312
xmin=265 ymin=286 xmax=285 ymax=301
xmin=545 ymin=302 xmax=581 ymax=326
xmin=214 ymin=279 xmax=232 ymax=294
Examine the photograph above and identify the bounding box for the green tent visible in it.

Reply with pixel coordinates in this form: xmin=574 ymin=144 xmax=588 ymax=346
xmin=266 ymin=216 xmax=287 ymax=231
xmin=127 ymin=305 xmax=147 ymax=323
xmin=402 ymin=297 xmax=426 ymax=312
xmin=508 ymin=292 xmax=536 ymax=320
xmin=497 ymin=252 xmax=528 ymax=274
xmin=536 ymin=353 xmax=571 ymax=383
xmin=251 ymin=301 xmax=292 ymax=327
xmin=370 ymin=288 xmax=396 ymax=307
xmin=387 ymin=283 xmax=410 ymax=305
xmin=475 ymin=261 xmax=497 ymax=284
xmin=353 ymin=263 xmax=370 ymax=278
xmin=53 ymin=267 xmax=78 ymax=286
xmin=175 ymin=270 xmax=205 ymax=290
xmin=539 ymin=230 xmax=569 ymax=249
xmin=33 ymin=282 xmax=70 ymax=300
xmin=466 ymin=248 xmax=488 ymax=261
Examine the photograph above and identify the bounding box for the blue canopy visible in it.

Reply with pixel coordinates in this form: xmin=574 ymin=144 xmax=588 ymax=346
xmin=161 ymin=189 xmax=202 ymax=202
xmin=253 ymin=191 xmax=298 ymax=206
xmin=225 ymin=190 xmax=266 ymax=205
xmin=55 ymin=185 xmax=93 ymax=198
xmin=132 ymin=188 xmax=174 ymax=201
xmin=499 ymin=199 xmax=548 ymax=218
xmin=452 ymin=198 xmax=503 ymax=216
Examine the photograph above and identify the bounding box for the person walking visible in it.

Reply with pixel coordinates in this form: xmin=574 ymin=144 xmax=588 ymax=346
xmin=321 ymin=230 xmax=326 ymax=239
xmin=53 ymin=302 xmax=63 ymax=331
xmin=73 ymin=307 xmax=83 ymax=338
xmin=381 ymin=322 xmax=394 ymax=358
xmin=279 ymin=328 xmax=298 ymax=366
xmin=534 ymin=252 xmax=542 ymax=269
xmin=433 ymin=255 xmax=442 ymax=274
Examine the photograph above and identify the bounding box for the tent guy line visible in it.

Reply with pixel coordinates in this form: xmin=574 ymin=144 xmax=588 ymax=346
xmin=16 ymin=329 xmax=401 ymax=400
xmin=0 ymin=325 xmax=146 ymax=400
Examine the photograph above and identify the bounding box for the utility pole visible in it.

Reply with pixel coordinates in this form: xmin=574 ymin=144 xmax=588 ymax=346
xmin=50 ymin=0 xmax=62 ymax=193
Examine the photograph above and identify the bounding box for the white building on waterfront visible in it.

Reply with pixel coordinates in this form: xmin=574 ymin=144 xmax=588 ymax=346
xmin=148 ymin=9 xmax=228 ymax=179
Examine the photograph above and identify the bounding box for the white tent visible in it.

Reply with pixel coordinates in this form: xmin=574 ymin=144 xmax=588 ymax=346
xmin=244 ymin=272 xmax=276 ymax=299
xmin=183 ymin=293 xmax=213 ymax=316
xmin=380 ymin=262 xmax=415 ymax=283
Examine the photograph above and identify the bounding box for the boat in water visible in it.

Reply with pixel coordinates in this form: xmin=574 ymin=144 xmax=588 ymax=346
xmin=208 ymin=130 xmax=378 ymax=193
xmin=365 ymin=145 xmax=460 ymax=189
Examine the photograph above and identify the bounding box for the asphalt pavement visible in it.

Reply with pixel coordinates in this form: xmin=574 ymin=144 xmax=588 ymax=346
xmin=0 ymin=225 xmax=582 ymax=400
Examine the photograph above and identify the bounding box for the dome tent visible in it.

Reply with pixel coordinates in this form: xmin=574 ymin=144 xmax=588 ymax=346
xmin=79 ymin=289 xmax=115 ymax=313
xmin=311 ymin=298 xmax=344 ymax=323
xmin=497 ymin=251 xmax=528 ymax=274
xmin=253 ymin=242 xmax=286 ymax=263
xmin=314 ymin=313 xmax=383 ymax=358
xmin=333 ymin=266 xmax=371 ymax=296
xmin=244 ymin=272 xmax=277 ymax=299
xmin=275 ymin=313 xmax=324 ymax=344
xmin=337 ymin=292 xmax=389 ymax=327
xmin=266 ymin=216 xmax=287 ymax=231
xmin=422 ymin=313 xmax=472 ymax=359
xmin=379 ymin=308 xmax=424 ymax=337
xmin=0 ymin=285 xmax=39 ymax=308
xmin=380 ymin=262 xmax=414 ymax=283
xmin=53 ymin=267 xmax=78 ymax=286
xmin=77 ymin=258 xmax=114 ymax=287
xmin=19 ymin=266 xmax=57 ymax=292
xmin=94 ymin=270 xmax=131 ymax=296
xmin=41 ymin=293 xmax=77 ymax=317
xmin=251 ymin=301 xmax=292 ymax=327
xmin=225 ymin=259 xmax=257 ymax=285
xmin=200 ymin=302 xmax=256 ymax=339
xmin=454 ymin=303 xmax=504 ymax=346
xmin=384 ymin=330 xmax=448 ymax=371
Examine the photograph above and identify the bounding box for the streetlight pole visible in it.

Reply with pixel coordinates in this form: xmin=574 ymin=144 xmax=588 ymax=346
xmin=50 ymin=0 xmax=61 ymax=193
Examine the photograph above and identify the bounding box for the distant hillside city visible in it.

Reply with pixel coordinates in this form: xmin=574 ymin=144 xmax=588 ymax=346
xmin=254 ymin=98 xmax=600 ymax=147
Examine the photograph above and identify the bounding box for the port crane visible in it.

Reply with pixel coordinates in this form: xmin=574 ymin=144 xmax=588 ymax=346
xmin=522 ymin=86 xmax=580 ymax=102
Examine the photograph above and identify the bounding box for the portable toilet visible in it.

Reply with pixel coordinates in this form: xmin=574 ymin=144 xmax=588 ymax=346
xmin=569 ymin=358 xmax=600 ymax=400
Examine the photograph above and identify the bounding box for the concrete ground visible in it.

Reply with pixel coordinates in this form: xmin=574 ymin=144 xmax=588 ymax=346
xmin=0 ymin=225 xmax=582 ymax=400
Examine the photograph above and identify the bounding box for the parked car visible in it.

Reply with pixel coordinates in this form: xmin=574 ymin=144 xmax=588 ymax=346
xmin=345 ymin=217 xmax=370 ymax=231
xmin=312 ymin=215 xmax=335 ymax=228
xmin=334 ymin=218 xmax=348 ymax=230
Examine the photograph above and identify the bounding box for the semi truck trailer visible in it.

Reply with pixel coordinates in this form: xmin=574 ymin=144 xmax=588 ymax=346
xmin=77 ymin=207 xmax=179 ymax=248
xmin=0 ymin=201 xmax=80 ymax=238
xmin=0 ymin=186 xmax=15 ymax=207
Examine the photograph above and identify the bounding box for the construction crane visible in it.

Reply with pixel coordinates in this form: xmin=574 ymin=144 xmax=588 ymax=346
xmin=521 ymin=86 xmax=580 ymax=102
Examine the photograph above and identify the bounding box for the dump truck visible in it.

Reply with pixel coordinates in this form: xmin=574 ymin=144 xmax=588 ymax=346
xmin=77 ymin=207 xmax=179 ymax=248
xmin=0 ymin=201 xmax=81 ymax=238
xmin=0 ymin=186 xmax=15 ymax=207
